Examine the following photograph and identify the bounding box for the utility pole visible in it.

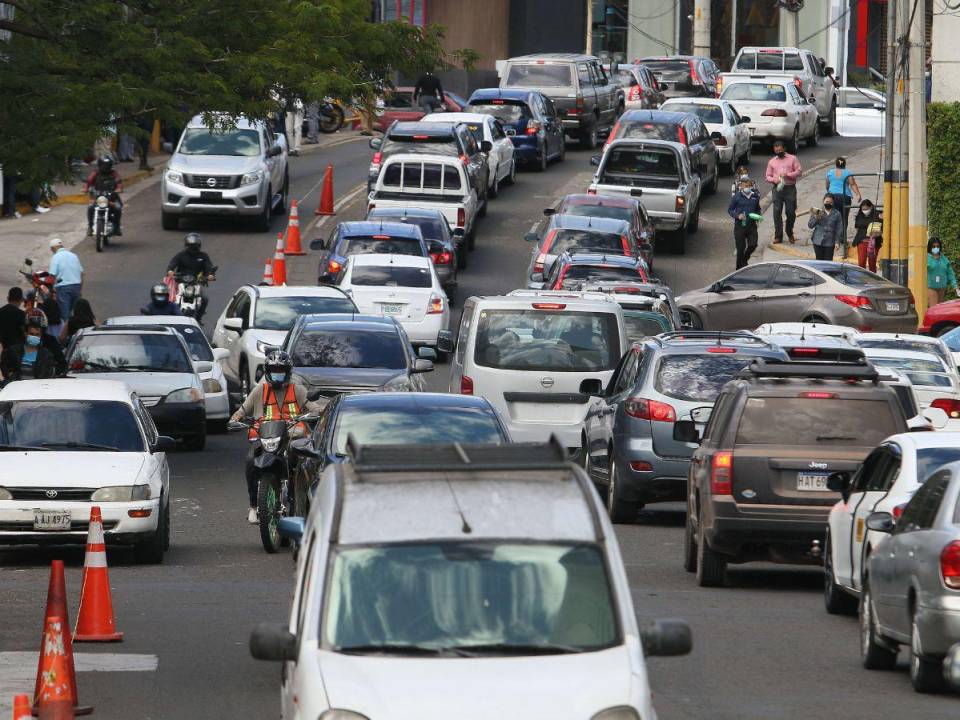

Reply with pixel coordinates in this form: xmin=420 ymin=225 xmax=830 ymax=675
xmin=783 ymin=0 xmax=800 ymax=47
xmin=907 ymin=0 xmax=928 ymax=314
xmin=882 ymin=0 xmax=909 ymax=286
xmin=586 ymin=0 xmax=593 ymax=55
xmin=879 ymin=0 xmax=897 ymax=279
xmin=693 ymin=0 xmax=710 ymax=58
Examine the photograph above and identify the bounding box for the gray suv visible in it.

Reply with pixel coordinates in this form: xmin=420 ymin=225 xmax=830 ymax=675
xmin=582 ymin=331 xmax=788 ymax=522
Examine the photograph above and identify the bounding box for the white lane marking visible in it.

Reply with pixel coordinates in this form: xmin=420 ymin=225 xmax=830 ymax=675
xmin=303 ymin=183 xmax=368 ymax=236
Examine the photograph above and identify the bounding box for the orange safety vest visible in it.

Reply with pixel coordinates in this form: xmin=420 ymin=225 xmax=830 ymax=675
xmin=249 ymin=382 xmax=303 ymax=440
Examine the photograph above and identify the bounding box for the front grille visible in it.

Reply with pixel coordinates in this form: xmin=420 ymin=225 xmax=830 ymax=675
xmin=184 ymin=174 xmax=239 ymax=190
xmin=9 ymin=488 xmax=94 ymax=501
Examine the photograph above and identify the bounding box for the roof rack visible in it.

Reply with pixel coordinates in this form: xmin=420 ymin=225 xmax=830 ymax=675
xmin=742 ymin=358 xmax=880 ymax=382
xmin=657 ymin=330 xmax=769 ymax=345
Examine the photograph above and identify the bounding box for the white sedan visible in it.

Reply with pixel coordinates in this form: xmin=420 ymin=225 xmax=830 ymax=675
xmin=421 ymin=112 xmax=516 ymax=197
xmin=862 ymin=348 xmax=960 ymax=429
xmin=337 ymin=254 xmax=449 ymax=350
xmin=837 ymin=86 xmax=884 ymax=137
xmin=660 ymin=97 xmax=752 ymax=174
xmin=720 ymin=78 xmax=819 ymax=152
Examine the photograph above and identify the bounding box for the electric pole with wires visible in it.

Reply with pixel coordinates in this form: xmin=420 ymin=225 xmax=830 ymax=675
xmin=880 ymin=0 xmax=909 ymax=286
xmin=907 ymin=0 xmax=928 ymax=315
xmin=693 ymin=0 xmax=710 ymax=58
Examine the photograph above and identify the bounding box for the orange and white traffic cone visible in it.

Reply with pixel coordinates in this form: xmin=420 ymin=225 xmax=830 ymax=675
xmin=34 ymin=616 xmax=78 ymax=719
xmin=13 ymin=693 xmax=31 ymax=720
xmin=73 ymin=506 xmax=123 ymax=642
xmin=272 ymin=233 xmax=287 ymax=286
xmin=261 ymin=258 xmax=274 ymax=286
xmin=284 ymin=200 xmax=305 ymax=256
xmin=315 ymin=163 xmax=335 ymax=216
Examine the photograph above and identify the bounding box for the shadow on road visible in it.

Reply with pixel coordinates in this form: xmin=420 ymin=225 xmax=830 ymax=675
xmin=725 ymin=566 xmax=822 ymax=592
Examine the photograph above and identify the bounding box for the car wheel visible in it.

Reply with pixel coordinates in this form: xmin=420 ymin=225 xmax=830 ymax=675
xmin=467 ymin=226 xmax=476 ymax=252
xmin=505 ymin=158 xmax=517 ymax=185
xmin=161 ymin=210 xmax=179 ymax=231
xmin=806 ymin=119 xmax=820 ymax=147
xmin=257 ymin=187 xmax=272 ymax=232
xmin=489 ymin=166 xmax=500 ymax=199
xmin=163 ymin=498 xmax=171 ymax=550
xmin=580 ymin=122 xmax=598 ymax=150
xmin=688 ymin=204 xmax=700 ymax=234
xmin=445 ymin=283 xmax=456 ymax=305
xmin=824 ymin=531 xmax=858 ymax=615
xmin=743 ymin=141 xmax=752 ymax=165
xmin=134 ymin=505 xmax=166 ymax=564
xmin=696 ymin=508 xmax=726 ymax=587
xmin=823 ymin=103 xmax=837 ymax=137
xmin=457 ymin=246 xmax=468 ymax=269
xmin=787 ymin=126 xmax=800 ymax=154
xmin=184 ymin=426 xmax=206 ymax=452
xmin=935 ymin=322 xmax=958 ymax=337
xmin=605 ymin=458 xmax=642 ymax=524
xmin=239 ymin=359 xmax=251 ymax=400
xmin=536 ymin=146 xmax=548 ymax=172
xmin=726 ymin=153 xmax=738 ymax=177
xmin=558 ymin=138 xmax=567 ymax=162
xmin=683 ymin=502 xmax=697 ymax=572
xmin=910 ymin=608 xmax=945 ymax=692
xmin=704 ymin=161 xmax=719 ymax=195
xmin=860 ymin=581 xmax=898 ymax=670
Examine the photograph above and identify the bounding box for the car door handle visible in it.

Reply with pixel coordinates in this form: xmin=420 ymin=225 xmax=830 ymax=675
xmin=797 ymin=292 xmax=812 ymax=298
xmin=747 ymin=295 xmax=760 ymax=301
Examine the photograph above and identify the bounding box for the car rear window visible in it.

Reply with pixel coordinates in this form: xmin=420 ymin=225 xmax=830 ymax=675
xmin=655 ymin=354 xmax=760 ymax=402
xmin=505 ymin=63 xmax=574 ymax=87
xmin=343 ymin=236 xmax=424 ymax=257
xmin=333 ymin=405 xmax=504 ymax=454
xmin=602 ymin=148 xmax=679 ymax=178
xmin=735 ymin=397 xmax=900 ymax=446
xmin=916 ymin=447 xmax=960 ymax=484
xmin=867 ymin=357 xmax=953 ymax=387
xmin=818 ymin=266 xmax=890 ymax=287
xmin=721 ymin=83 xmax=786 ymax=102
xmin=662 ymin=103 xmax=723 ymax=123
xmin=857 ymin=338 xmax=951 ymax=366
xmin=617 ymin=121 xmax=681 ymax=142
xmin=381 ymin=162 xmax=462 ymax=191
xmin=466 ymin=101 xmax=530 ymax=123
xmin=473 ymin=309 xmax=620 ymax=372
xmin=546 ymin=229 xmax=624 ymax=255
xmin=562 ymin=204 xmax=632 ymax=225
xmin=623 ymin=312 xmax=670 ymax=343
xmin=350 ymin=265 xmax=432 ymax=288
xmin=641 ymin=60 xmax=692 ymax=82
xmin=291 ymin=330 xmax=407 ymax=369
xmin=559 ymin=265 xmax=639 ymax=288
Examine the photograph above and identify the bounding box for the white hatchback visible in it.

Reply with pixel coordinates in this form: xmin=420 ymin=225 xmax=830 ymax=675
xmin=0 ymin=379 xmax=172 ymax=563
xmin=421 ymin=112 xmax=516 ymax=196
xmin=660 ymin=97 xmax=752 ymax=175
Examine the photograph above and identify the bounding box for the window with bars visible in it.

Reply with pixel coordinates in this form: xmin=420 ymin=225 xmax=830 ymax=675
xmin=380 ymin=0 xmax=425 ymax=25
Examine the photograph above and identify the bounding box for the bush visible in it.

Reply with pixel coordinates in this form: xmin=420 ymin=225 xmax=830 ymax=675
xmin=928 ymin=103 xmax=960 ymax=290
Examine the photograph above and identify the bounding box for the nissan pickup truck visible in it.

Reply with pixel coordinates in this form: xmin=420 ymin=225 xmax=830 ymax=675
xmin=717 ymin=47 xmax=838 ymax=136
xmin=588 ymin=139 xmax=701 ymax=255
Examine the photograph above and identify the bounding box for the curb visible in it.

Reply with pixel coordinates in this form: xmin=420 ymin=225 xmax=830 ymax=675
xmin=17 ymin=163 xmax=166 ymax=214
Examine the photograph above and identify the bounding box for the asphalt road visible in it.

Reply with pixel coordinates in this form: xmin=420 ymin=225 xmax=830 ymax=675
xmin=3 ymin=130 xmax=956 ymax=719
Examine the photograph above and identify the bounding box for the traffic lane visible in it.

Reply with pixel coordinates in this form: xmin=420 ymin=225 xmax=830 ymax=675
xmin=0 ymin=434 xmax=286 ymax=719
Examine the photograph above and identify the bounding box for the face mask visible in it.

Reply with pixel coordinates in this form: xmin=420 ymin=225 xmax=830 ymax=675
xmin=861 ymin=207 xmax=871 ymax=214
xmin=823 ymin=203 xmax=834 ymax=210
xmin=933 ymin=247 xmax=941 ymax=255
xmin=26 ymin=335 xmax=41 ymax=347
xmin=776 ymin=150 xmax=786 ymax=158
xmin=187 ymin=246 xmax=200 ymax=255
xmin=267 ymin=372 xmax=286 ymax=385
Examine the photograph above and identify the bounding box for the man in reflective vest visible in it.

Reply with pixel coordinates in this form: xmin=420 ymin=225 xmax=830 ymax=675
xmin=230 ymin=349 xmax=321 ymax=524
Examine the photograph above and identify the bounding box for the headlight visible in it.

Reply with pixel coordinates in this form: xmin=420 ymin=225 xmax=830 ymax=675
xmin=256 ymin=340 xmax=278 ymax=354
xmin=591 ymin=708 xmax=641 ymax=720
xmin=203 ymin=378 xmax=223 ymax=394
xmin=0 ymin=487 xmax=12 ymax=500
xmin=320 ymin=712 xmax=370 ymax=720
xmin=166 ymin=387 xmax=203 ymax=403
xmin=382 ymin=375 xmax=410 ymax=391
xmin=260 ymin=436 xmax=282 ymax=453
xmin=240 ymin=171 xmax=262 ymax=186
xmin=96 ymin=195 xmax=109 ymax=208
xmin=91 ymin=485 xmax=152 ymax=502
xmin=166 ymin=170 xmax=184 ymax=185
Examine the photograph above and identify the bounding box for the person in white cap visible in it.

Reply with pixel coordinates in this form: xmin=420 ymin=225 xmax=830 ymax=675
xmin=48 ymin=238 xmax=83 ymax=320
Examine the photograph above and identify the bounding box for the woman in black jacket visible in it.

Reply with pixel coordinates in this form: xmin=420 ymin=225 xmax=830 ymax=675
xmin=1 ymin=319 xmax=55 ymax=381
xmin=852 ymin=199 xmax=882 ymax=270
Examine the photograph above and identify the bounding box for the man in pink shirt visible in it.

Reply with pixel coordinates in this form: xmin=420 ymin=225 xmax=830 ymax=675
xmin=764 ymin=139 xmax=803 ymax=243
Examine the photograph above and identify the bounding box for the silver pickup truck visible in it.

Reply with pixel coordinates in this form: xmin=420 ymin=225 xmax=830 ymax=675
xmin=588 ymin=139 xmax=701 ymax=255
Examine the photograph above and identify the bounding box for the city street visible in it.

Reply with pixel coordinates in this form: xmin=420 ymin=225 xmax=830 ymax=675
xmin=4 ymin=130 xmax=956 ymax=719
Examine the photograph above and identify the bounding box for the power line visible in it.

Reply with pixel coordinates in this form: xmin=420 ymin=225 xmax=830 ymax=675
xmin=625 ymin=0 xmax=680 ymax=22
xmin=610 ymin=5 xmax=675 ymax=53
xmin=799 ymin=0 xmax=860 ymax=44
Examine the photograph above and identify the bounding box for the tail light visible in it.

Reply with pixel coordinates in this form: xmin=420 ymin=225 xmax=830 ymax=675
xmin=457 ymin=208 xmax=465 ymax=227
xmin=707 ymin=346 xmax=737 ymax=353
xmin=533 ymin=253 xmax=547 ymax=273
xmin=459 ymin=154 xmax=469 ymax=166
xmin=430 ymin=251 xmax=452 ymax=265
xmin=800 ymin=391 xmax=837 ymax=399
xmin=761 ymin=109 xmax=789 ymax=117
xmin=892 ymin=502 xmax=908 ymax=520
xmin=931 ymin=398 xmax=960 ymax=419
xmin=428 ymin=294 xmax=444 ymax=314
xmin=587 ymin=187 xmax=597 ymax=195
xmin=688 ymin=60 xmax=702 ymax=85
xmin=629 ymin=461 xmax=653 ymax=472
xmin=460 ymin=375 xmax=474 ymax=395
xmin=531 ymin=302 xmax=566 ymax=310
xmin=793 ymin=76 xmax=803 ymax=91
xmin=711 ymin=451 xmax=733 ymax=495
xmin=716 ymin=76 xmax=724 ymax=97
xmin=540 ymin=229 xmax=558 ymax=255
xmin=624 ymin=397 xmax=676 ymax=422
xmin=909 ymin=290 xmax=916 ymax=307
xmin=629 ymin=86 xmax=641 ymax=101
xmin=675 ymin=196 xmax=686 ymax=212
xmin=327 ymin=259 xmax=342 ymax=274
xmin=526 ymin=121 xmax=542 ymax=135
xmin=789 ymin=347 xmax=822 ymax=358
xmin=835 ymin=294 xmax=872 ymax=308
xmin=372 ymin=151 xmax=382 ymax=166
xmin=678 ymin=126 xmax=687 ymax=145
xmin=621 ymin=235 xmax=631 ymax=255
xmin=576 ymin=94 xmax=585 ymax=110
xmin=368 ymin=204 xmax=375 ymax=211
xmin=713 ymin=135 xmax=727 ymax=146
xmin=941 ymin=541 xmax=960 ymax=589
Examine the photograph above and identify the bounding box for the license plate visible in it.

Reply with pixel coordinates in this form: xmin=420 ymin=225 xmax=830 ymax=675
xmin=884 ymin=301 xmax=901 ymax=312
xmin=200 ymin=191 xmax=222 ymax=201
xmin=796 ymin=473 xmax=828 ymax=491
xmin=381 ymin=303 xmax=402 ymax=315
xmin=34 ymin=510 xmax=71 ymax=531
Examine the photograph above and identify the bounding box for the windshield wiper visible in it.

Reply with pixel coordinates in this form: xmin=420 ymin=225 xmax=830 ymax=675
xmin=0 ymin=443 xmax=51 ymax=451
xmin=114 ymin=364 xmax=177 ymax=373
xmin=448 ymin=642 xmax=585 ymax=656
xmin=39 ymin=441 xmax=119 ymax=452
xmin=816 ymin=435 xmax=857 ymax=442
xmin=72 ymin=360 xmax=118 ymax=372
xmin=335 ymin=644 xmax=472 ymax=657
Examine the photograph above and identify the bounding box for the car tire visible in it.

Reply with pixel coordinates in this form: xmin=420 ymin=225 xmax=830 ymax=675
xmin=726 ymin=153 xmax=738 ymax=177
xmin=467 ymin=226 xmax=477 ymax=252
xmin=489 ymin=166 xmax=500 ymax=199
xmin=688 ymin=204 xmax=700 ymax=234
xmin=478 ymin=188 xmax=488 ymax=217
xmin=681 ymin=309 xmax=703 ymax=329
xmin=457 ymin=247 xmax=468 ymax=269
xmin=704 ymin=161 xmax=719 ymax=195
xmin=536 ymin=146 xmax=548 ymax=172
xmin=445 ymin=284 xmax=456 ymax=305
xmin=134 ymin=504 xmax=166 ymax=564
xmin=696 ymin=509 xmax=726 ymax=587
xmin=787 ymin=126 xmax=800 ymax=154
xmin=579 ymin=122 xmax=598 ymax=150
xmin=161 ymin=211 xmax=179 ymax=231
xmin=860 ymin=581 xmax=898 ymax=670
xmin=257 ymin=187 xmax=272 ymax=232
xmin=743 ymin=141 xmax=752 ymax=166
xmin=822 ymin=103 xmax=838 ymax=137
xmin=505 ymin=158 xmax=517 ymax=185
xmin=163 ymin=497 xmax=171 ymax=550
xmin=239 ymin=358 xmax=251 ymax=402
xmin=558 ymin=138 xmax=566 ymax=162
xmin=683 ymin=503 xmax=697 ymax=572
xmin=910 ymin=608 xmax=945 ymax=692
xmin=824 ymin=531 xmax=858 ymax=615
xmin=606 ymin=459 xmax=641 ymax=524
xmin=184 ymin=426 xmax=206 ymax=452
xmin=806 ymin=119 xmax=820 ymax=147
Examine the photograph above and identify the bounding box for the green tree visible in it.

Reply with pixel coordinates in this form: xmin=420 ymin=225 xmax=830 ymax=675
xmin=0 ymin=0 xmax=460 ymax=184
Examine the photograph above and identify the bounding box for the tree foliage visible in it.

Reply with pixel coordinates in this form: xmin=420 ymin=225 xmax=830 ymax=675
xmin=928 ymin=102 xmax=960 ymax=283
xmin=0 ymin=0 xmax=460 ymax=184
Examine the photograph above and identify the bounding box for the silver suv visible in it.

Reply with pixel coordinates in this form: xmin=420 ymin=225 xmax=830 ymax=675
xmin=161 ymin=115 xmax=289 ymax=231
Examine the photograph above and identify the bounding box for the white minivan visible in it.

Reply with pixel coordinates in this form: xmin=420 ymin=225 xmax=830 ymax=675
xmin=444 ymin=290 xmax=627 ymax=457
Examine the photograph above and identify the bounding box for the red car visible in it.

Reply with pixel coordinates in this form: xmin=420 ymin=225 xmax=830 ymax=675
xmin=373 ymin=88 xmax=466 ymax=132
xmin=920 ymin=299 xmax=960 ymax=336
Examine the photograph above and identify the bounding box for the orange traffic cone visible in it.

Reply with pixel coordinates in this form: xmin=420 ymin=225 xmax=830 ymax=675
xmin=13 ymin=694 xmax=31 ymax=720
xmin=73 ymin=507 xmax=123 ymax=642
xmin=34 ymin=617 xmax=78 ymax=719
xmin=33 ymin=562 xmax=91 ymax=716
xmin=272 ymin=234 xmax=287 ymax=286
xmin=261 ymin=258 xmax=274 ymax=286
xmin=315 ymin=163 xmax=335 ymax=216
xmin=284 ymin=200 xmax=305 ymax=256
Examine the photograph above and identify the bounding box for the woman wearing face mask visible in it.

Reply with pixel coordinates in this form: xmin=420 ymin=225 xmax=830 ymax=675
xmin=927 ymin=237 xmax=958 ymax=309
xmin=808 ymin=194 xmax=845 ymax=260
xmin=0 ymin=318 xmax=56 ymax=381
xmin=852 ymin=199 xmax=882 ymax=270
xmin=824 ymin=157 xmax=861 ymax=258
xmin=727 ymin=177 xmax=762 ymax=269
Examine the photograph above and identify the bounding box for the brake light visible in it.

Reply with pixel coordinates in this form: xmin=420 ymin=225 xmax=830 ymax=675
xmin=624 ymin=398 xmax=677 ymax=422
xmin=460 ymin=375 xmax=474 ymax=395
xmin=835 ymin=295 xmax=872 ymax=308
xmin=716 ymin=76 xmax=724 ymax=97
xmin=892 ymin=502 xmax=907 ymax=520
xmin=372 ymin=151 xmax=382 ymax=165
xmin=327 ymin=259 xmax=342 ymax=274
xmin=531 ymin=303 xmax=566 ymax=310
xmin=629 ymin=461 xmax=653 ymax=472
xmin=526 ymin=121 xmax=542 ymax=135
xmin=621 ymin=235 xmax=630 ymax=254
xmin=430 ymin=251 xmax=452 ymax=265
xmin=587 ymin=188 xmax=597 ymax=195
xmin=909 ymin=290 xmax=916 ymax=307
xmin=761 ymin=109 xmax=789 ymax=117
xmin=372 ymin=234 xmax=391 ymax=240
xmin=457 ymin=208 xmax=465 ymax=227
xmin=941 ymin=541 xmax=960 ymax=589
xmin=688 ymin=59 xmax=702 ymax=85
xmin=576 ymin=94 xmax=585 ymax=110
xmin=794 ymin=76 xmax=803 ymax=90
xmin=800 ymin=391 xmax=837 ymax=399
xmin=533 ymin=253 xmax=547 ymax=273
xmin=675 ymin=196 xmax=685 ymax=212
xmin=492 ymin=99 xmax=505 ymax=104
xmin=428 ymin=294 xmax=444 ymax=314
xmin=713 ymin=135 xmax=727 ymax=146
xmin=931 ymin=398 xmax=960 ymax=418
xmin=790 ymin=347 xmax=822 ymax=357
xmin=413 ymin=134 xmax=430 ymax=140
xmin=706 ymin=347 xmax=737 ymax=353
xmin=678 ymin=126 xmax=687 ymax=145
xmin=711 ymin=452 xmax=733 ymax=495
xmin=459 ymin=154 xmax=469 ymax=165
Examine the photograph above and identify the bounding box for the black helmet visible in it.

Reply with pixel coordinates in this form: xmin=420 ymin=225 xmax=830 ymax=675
xmin=151 ymin=284 xmax=168 ymax=303
xmin=264 ymin=349 xmax=293 ymax=388
xmin=184 ymin=233 xmax=202 ymax=250
xmin=97 ymin=156 xmax=114 ymax=174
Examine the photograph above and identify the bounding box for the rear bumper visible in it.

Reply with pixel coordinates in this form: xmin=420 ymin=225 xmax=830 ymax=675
xmin=400 ymin=313 xmax=449 ymax=346
xmin=148 ymin=401 xmax=206 ymax=439
xmin=647 ymin=210 xmax=685 ymax=231
xmin=706 ymin=496 xmax=830 ymax=563
xmin=747 ymin=120 xmax=794 ymax=140
xmin=917 ymin=598 xmax=960 ymax=655
xmin=507 ymin=422 xmax=582 ymax=452
xmin=717 ymin=145 xmax=736 ymax=162
xmin=615 ymin=437 xmax=689 ymax=503
xmin=829 ymin=305 xmax=919 ymax=333
xmin=509 ymin=138 xmax=540 ymax=160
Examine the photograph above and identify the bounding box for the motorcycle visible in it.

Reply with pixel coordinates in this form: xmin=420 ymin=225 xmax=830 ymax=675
xmin=89 ymin=189 xmax=118 ymax=253
xmin=318 ymin=101 xmax=345 ymax=134
xmin=174 ymin=266 xmax=217 ymax=321
xmin=18 ymin=258 xmax=54 ymax=293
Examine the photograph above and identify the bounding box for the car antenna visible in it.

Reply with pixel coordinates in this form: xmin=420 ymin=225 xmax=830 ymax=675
xmin=446 ymin=445 xmax=473 ymax=534
xmin=801 ymin=324 xmax=806 ymax=341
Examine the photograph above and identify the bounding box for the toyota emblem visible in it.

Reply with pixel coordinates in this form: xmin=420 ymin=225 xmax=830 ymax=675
xmin=540 ymin=376 xmax=555 ymax=389
xmin=45 ymin=489 xmax=58 ymax=499
xmin=205 ymin=177 xmax=217 ymax=188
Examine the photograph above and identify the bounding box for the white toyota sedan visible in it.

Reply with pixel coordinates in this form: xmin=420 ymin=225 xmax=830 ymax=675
xmin=660 ymin=97 xmax=752 ymax=174
xmin=720 ymin=78 xmax=819 ymax=151
xmin=421 ymin=112 xmax=516 ymax=197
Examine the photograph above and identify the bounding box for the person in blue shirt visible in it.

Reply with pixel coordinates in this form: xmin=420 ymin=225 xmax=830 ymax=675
xmin=1 ymin=319 xmax=55 ymax=382
xmin=727 ymin=176 xmax=762 ymax=269
xmin=140 ymin=284 xmax=182 ymax=316
xmin=47 ymin=238 xmax=84 ymax=321
xmin=824 ymin=157 xmax=861 ymax=258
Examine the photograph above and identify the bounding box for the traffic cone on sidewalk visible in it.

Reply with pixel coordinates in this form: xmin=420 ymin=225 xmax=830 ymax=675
xmin=261 ymin=258 xmax=274 ymax=286
xmin=73 ymin=506 xmax=123 ymax=642
xmin=32 ymin=562 xmax=91 ymax=716
xmin=13 ymin=694 xmax=31 ymax=720
xmin=315 ymin=164 xmax=336 ymax=216
xmin=34 ymin=617 xmax=76 ymax=720
xmin=284 ymin=201 xmax=306 ymax=256
xmin=272 ymin=234 xmax=287 ymax=286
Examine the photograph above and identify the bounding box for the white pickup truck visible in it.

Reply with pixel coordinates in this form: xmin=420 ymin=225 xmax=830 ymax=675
xmin=367 ymin=154 xmax=478 ymax=251
xmin=718 ymin=47 xmax=838 ymax=136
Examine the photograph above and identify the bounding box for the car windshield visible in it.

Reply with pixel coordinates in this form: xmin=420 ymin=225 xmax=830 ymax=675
xmin=617 ymin=122 xmax=681 ymax=142
xmin=254 ymin=296 xmax=357 ymax=331
xmin=663 ymin=103 xmax=723 ymax=123
xmin=856 ymin=338 xmax=950 ymax=366
xmin=377 ymin=217 xmax=446 ymax=242
xmin=350 ymin=265 xmax=432 ymax=288
xmin=324 ymin=542 xmax=618 ymax=654
xmin=656 ymin=354 xmax=760 ymax=402
xmin=343 ymin=237 xmax=424 ymax=257
xmin=721 ymin=83 xmax=787 ymax=102
xmin=940 ymin=326 xmax=960 ymax=352
xmin=736 ymin=397 xmax=900 ymax=445
xmin=505 ymin=63 xmax=574 ymax=87
xmin=291 ymin=330 xmax=407 ymax=369
xmin=170 ymin=325 xmax=213 ymax=362
xmin=178 ymin=128 xmax=261 ymax=157
xmin=562 ymin=204 xmax=632 ymax=225
xmin=601 ymin=148 xmax=679 ymax=179
xmin=467 ymin=101 xmax=529 ymax=123
xmin=916 ymin=448 xmax=960 ymax=484
xmin=623 ymin=312 xmax=670 ymax=343
xmin=559 ymin=265 xmax=639 ymax=288
xmin=612 ymin=69 xmax=638 ymax=87
xmin=333 ymin=405 xmax=504 ymax=454
xmin=69 ymin=334 xmax=192 ymax=373
xmin=546 ymin=230 xmax=624 ymax=255
xmin=474 ymin=309 xmax=620 ymax=372
xmin=866 ymin=356 xmax=953 ymax=387
xmin=0 ymin=400 xmax=145 ymax=452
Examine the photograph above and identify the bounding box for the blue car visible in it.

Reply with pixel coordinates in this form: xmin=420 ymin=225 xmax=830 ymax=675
xmin=310 ymin=220 xmax=428 ymax=284
xmin=466 ymin=88 xmax=565 ymax=171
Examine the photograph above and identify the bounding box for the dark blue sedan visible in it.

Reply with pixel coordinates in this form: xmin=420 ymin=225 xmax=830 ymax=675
xmin=310 ymin=220 xmax=428 ymax=284
xmin=466 ymin=88 xmax=565 ymax=171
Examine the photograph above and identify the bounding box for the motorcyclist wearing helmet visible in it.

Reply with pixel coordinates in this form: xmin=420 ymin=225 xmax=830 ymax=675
xmin=84 ymin=156 xmax=124 ymax=236
xmin=167 ymin=234 xmax=216 ymax=320
xmin=140 ymin=284 xmax=182 ymax=316
xmin=230 ymin=350 xmax=323 ymax=524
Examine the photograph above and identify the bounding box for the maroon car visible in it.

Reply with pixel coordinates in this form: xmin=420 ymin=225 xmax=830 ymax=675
xmin=373 ymin=88 xmax=465 ymax=132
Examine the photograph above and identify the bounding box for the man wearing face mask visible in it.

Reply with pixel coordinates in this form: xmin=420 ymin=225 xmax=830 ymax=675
xmin=927 ymin=237 xmax=958 ymax=309
xmin=166 ymin=233 xmax=216 ymax=320
xmin=764 ymin=139 xmax=802 ymax=244
xmin=808 ymin=194 xmax=845 ymax=260
xmin=1 ymin=318 xmax=56 ymax=381
xmin=727 ymin=176 xmax=762 ymax=269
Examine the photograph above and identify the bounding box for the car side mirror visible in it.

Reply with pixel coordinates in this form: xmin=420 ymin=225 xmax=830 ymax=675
xmin=673 ymin=420 xmax=700 ymax=444
xmin=873 ymin=102 xmax=886 ymax=112
xmin=193 ymin=361 xmax=213 ymax=375
xmin=739 ymin=116 xmax=751 ymax=124
xmin=267 ymin=144 xmax=283 ymax=158
xmin=223 ymin=317 xmax=244 ymax=334
xmin=922 ymin=407 xmax=950 ymax=430
xmin=826 ymin=471 xmax=851 ymax=501
xmin=865 ymin=511 xmax=895 ymax=534
xmin=310 ymin=237 xmax=329 ymax=251
xmin=289 ymin=437 xmax=319 ymax=459
xmin=529 ymin=272 xmax=544 ymax=284
xmin=412 ymin=358 xmax=434 ymax=374
xmin=436 ymin=330 xmax=454 ymax=353
xmin=249 ymin=623 xmax=297 ymax=662
xmin=710 ymin=131 xmax=723 ymax=141
xmin=579 ymin=378 xmax=603 ymax=396
xmin=824 ymin=66 xmax=835 ymax=76
xmin=709 ymin=282 xmax=724 ymax=293
xmin=417 ymin=346 xmax=437 ymax=361
xmin=480 ymin=140 xmax=493 ymax=153
xmin=524 ymin=232 xmax=539 ymax=243
xmin=212 ymin=347 xmax=230 ymax=362
xmin=639 ymin=618 xmax=692 ymax=657
xmin=279 ymin=516 xmax=305 ymax=541
xmin=369 ymin=137 xmax=382 ymax=150
xmin=151 ymin=435 xmax=176 ymax=453
xmin=590 ymin=155 xmax=601 ymax=166
xmin=543 ymin=208 xmax=556 ymax=217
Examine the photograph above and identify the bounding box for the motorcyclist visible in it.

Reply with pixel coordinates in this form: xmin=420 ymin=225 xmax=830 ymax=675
xmin=84 ymin=156 xmax=123 ymax=236
xmin=229 ymin=349 xmax=323 ymax=524
xmin=140 ymin=284 xmax=182 ymax=316
xmin=166 ymin=233 xmax=215 ymax=320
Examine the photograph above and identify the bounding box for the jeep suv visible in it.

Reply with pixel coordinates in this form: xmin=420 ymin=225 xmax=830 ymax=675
xmin=680 ymin=359 xmax=909 ymax=587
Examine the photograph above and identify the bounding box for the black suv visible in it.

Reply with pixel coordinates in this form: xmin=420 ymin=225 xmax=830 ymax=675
xmin=367 ymin=121 xmax=490 ymax=199
xmin=678 ymin=359 xmax=909 ymax=587
xmin=638 ymin=55 xmax=720 ymax=98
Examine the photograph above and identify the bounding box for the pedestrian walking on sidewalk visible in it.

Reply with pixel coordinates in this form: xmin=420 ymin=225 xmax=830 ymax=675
xmin=852 ymin=199 xmax=882 ymax=271
xmin=808 ymin=194 xmax=844 ymax=260
xmin=48 ymin=238 xmax=83 ymax=321
xmin=927 ymin=237 xmax=958 ymax=309
xmin=764 ymin=140 xmax=802 ymax=244
xmin=285 ymin=99 xmax=304 ymax=155
xmin=824 ymin=157 xmax=861 ymax=257
xmin=728 ymin=177 xmax=761 ymax=269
